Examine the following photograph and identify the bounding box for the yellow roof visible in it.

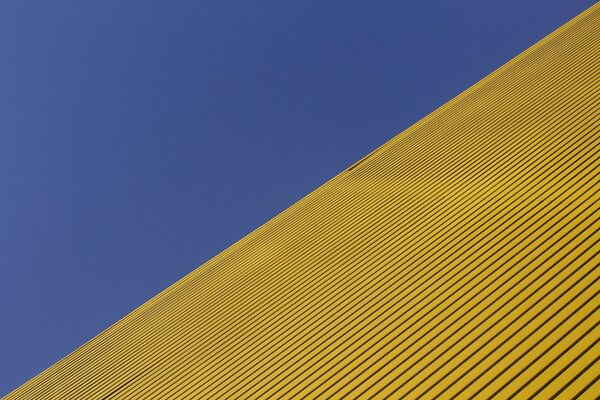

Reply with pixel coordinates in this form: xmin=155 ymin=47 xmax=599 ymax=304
xmin=6 ymin=3 xmax=599 ymax=399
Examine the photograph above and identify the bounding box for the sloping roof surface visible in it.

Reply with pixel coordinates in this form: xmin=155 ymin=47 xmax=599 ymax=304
xmin=6 ymin=3 xmax=599 ymax=399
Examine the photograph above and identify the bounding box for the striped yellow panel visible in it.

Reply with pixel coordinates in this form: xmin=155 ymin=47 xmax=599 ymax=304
xmin=5 ymin=3 xmax=599 ymax=400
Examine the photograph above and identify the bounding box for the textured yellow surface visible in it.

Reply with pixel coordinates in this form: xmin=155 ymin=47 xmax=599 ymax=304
xmin=5 ymin=4 xmax=599 ymax=400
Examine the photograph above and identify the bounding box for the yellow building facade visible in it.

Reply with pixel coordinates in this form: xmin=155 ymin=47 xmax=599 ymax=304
xmin=5 ymin=3 xmax=599 ymax=399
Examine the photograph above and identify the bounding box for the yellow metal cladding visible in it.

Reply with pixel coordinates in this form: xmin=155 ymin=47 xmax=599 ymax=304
xmin=6 ymin=4 xmax=600 ymax=400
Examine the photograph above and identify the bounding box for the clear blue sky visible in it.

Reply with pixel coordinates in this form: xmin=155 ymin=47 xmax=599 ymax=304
xmin=0 ymin=1 xmax=595 ymax=396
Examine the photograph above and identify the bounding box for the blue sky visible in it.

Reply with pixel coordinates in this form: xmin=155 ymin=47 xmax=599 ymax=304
xmin=0 ymin=1 xmax=595 ymax=395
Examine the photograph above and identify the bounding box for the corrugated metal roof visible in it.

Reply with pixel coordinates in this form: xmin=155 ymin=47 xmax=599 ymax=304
xmin=5 ymin=3 xmax=599 ymax=399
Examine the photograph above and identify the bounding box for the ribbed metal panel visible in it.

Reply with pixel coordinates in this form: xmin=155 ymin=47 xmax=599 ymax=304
xmin=5 ymin=3 xmax=599 ymax=399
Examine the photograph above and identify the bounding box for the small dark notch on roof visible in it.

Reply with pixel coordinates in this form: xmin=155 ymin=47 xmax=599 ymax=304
xmin=347 ymin=148 xmax=382 ymax=172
